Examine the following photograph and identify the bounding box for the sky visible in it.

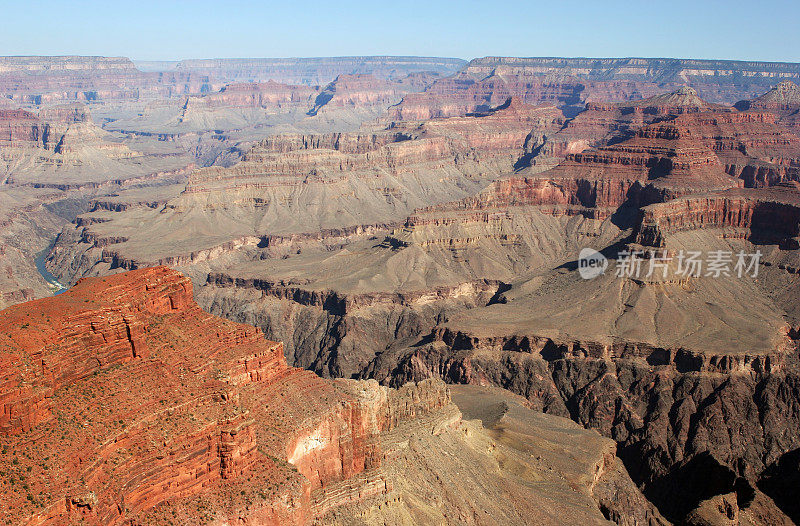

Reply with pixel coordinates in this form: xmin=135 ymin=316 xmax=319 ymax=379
xmin=0 ymin=0 xmax=798 ymax=63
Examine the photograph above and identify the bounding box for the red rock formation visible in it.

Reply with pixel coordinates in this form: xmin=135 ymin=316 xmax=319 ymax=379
xmin=0 ymin=267 xmax=450 ymax=525
xmin=736 ymin=81 xmax=800 ymax=135
xmin=654 ymin=111 xmax=800 ymax=186
xmin=404 ymin=102 xmax=797 ymax=234
xmin=410 ymin=114 xmax=742 ymax=222
xmin=636 ymin=187 xmax=800 ymax=247
xmin=308 ymin=73 xmax=431 ymax=115
xmin=519 ymin=87 xmax=737 ymax=172
xmin=0 ymin=109 xmax=44 ymax=147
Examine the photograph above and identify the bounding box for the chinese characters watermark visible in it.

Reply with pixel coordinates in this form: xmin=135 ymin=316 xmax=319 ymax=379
xmin=578 ymin=248 xmax=762 ymax=280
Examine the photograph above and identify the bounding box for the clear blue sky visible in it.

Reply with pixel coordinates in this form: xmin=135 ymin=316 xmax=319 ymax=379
xmin=1 ymin=0 xmax=798 ymax=62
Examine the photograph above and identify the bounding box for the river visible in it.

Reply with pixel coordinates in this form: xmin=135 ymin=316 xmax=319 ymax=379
xmin=34 ymin=243 xmax=68 ymax=295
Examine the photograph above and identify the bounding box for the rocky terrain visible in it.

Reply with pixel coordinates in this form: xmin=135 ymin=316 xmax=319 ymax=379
xmin=0 ymin=55 xmax=458 ymax=313
xmin=391 ymin=57 xmax=800 ymax=121
xmin=44 ymin=97 xmax=564 ymax=274
xmin=0 ymin=102 xmax=195 ymax=311
xmin=6 ymin=53 xmax=800 ymax=524
xmin=0 ymin=266 xmax=663 ymax=525
xmin=0 ymin=56 xmax=464 ymax=105
xmin=736 ymin=81 xmax=800 ymax=135
xmin=105 ymin=73 xmax=438 ymax=139
xmin=0 ymin=56 xmax=209 ymax=104
xmin=37 ymin=80 xmax=800 ymax=524
xmin=164 ymin=57 xmax=467 ymax=86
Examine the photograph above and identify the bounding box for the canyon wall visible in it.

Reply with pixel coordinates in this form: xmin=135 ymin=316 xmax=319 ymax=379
xmin=0 ymin=267 xmax=455 ymax=525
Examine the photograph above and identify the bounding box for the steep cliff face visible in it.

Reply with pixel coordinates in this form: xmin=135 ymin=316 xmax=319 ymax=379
xmin=0 ymin=267 xmax=458 ymax=525
xmin=0 ymin=106 xmax=95 ymax=152
xmin=485 ymin=103 xmax=800 ymax=221
xmin=658 ymin=111 xmax=800 ymax=187
xmin=0 ymin=109 xmax=45 ymax=148
xmin=636 ymin=188 xmax=800 ymax=247
xmin=373 ymin=333 xmax=799 ymax=522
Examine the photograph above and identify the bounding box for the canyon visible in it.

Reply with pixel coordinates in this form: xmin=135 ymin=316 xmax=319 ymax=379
xmin=0 ymin=266 xmax=661 ymax=525
xmin=4 ymin=53 xmax=800 ymax=524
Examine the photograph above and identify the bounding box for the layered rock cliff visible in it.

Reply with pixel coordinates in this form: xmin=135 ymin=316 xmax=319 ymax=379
xmin=172 ymin=56 xmax=466 ymax=85
xmin=0 ymin=267 xmax=456 ymax=524
xmin=46 ymin=98 xmax=562 ymax=275
xmin=390 ymin=57 xmax=800 ymax=123
xmin=736 ymin=81 xmax=800 ymax=135
xmin=466 ymin=57 xmax=800 ymax=102
xmin=0 ymin=56 xmax=211 ymax=104
xmin=0 ymin=267 xmax=663 ymax=525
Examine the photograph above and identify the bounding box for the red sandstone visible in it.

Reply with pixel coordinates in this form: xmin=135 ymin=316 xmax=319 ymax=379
xmin=0 ymin=267 xmax=449 ymax=525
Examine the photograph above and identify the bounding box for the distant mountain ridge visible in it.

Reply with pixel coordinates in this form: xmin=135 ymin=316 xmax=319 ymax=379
xmin=466 ymin=56 xmax=800 ymax=83
xmin=0 ymin=56 xmax=136 ymax=73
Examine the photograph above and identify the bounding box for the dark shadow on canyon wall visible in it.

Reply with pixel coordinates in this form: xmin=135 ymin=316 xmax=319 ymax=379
xmin=759 ymin=448 xmax=800 ymax=524
xmin=618 ymin=448 xmax=755 ymax=522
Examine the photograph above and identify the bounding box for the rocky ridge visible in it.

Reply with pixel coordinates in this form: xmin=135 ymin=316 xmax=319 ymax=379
xmin=0 ymin=267 xmax=658 ymax=525
xmin=736 ymin=81 xmax=800 ymax=135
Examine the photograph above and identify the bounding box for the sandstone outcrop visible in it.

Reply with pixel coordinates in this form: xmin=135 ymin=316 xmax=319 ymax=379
xmin=0 ymin=267 xmax=456 ymax=524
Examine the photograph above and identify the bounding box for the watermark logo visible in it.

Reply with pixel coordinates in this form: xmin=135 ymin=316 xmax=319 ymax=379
xmin=578 ymin=248 xmax=763 ymax=280
xmin=578 ymin=248 xmax=608 ymax=280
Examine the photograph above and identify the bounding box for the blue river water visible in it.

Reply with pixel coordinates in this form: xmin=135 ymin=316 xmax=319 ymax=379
xmin=34 ymin=243 xmax=68 ymax=295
